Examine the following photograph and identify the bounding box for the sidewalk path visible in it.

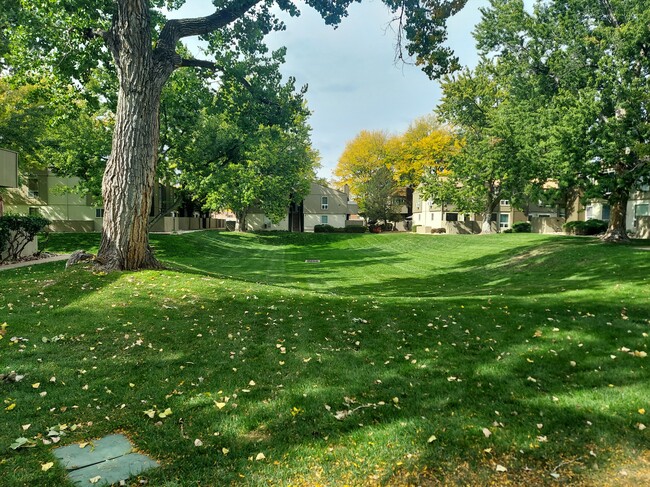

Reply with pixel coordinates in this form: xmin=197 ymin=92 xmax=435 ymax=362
xmin=0 ymin=254 xmax=71 ymax=271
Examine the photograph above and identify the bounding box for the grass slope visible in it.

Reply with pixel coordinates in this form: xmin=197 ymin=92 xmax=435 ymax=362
xmin=1 ymin=232 xmax=649 ymax=485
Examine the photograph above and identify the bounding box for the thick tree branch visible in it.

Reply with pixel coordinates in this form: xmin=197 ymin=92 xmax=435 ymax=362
xmin=156 ymin=0 xmax=262 ymax=54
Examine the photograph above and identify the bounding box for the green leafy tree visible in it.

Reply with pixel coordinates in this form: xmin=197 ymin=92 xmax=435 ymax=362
xmin=0 ymin=78 xmax=57 ymax=171
xmin=357 ymin=165 xmax=402 ymax=227
xmin=473 ymin=0 xmax=650 ymax=242
xmin=178 ymin=74 xmax=319 ymax=231
xmin=2 ymin=0 xmax=470 ymax=270
xmin=427 ymin=63 xmax=541 ymax=233
xmin=0 ymin=76 xmax=113 ymax=197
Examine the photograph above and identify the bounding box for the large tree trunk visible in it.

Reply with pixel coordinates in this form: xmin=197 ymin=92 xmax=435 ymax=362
xmin=602 ymin=186 xmax=631 ymax=243
xmin=98 ymin=85 xmax=163 ymax=270
xmin=480 ymin=193 xmax=498 ymax=234
xmin=235 ymin=211 xmax=248 ymax=232
xmin=97 ymin=0 xmax=172 ymax=271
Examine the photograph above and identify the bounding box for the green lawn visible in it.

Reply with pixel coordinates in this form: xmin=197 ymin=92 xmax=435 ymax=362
xmin=2 ymin=231 xmax=649 ymax=485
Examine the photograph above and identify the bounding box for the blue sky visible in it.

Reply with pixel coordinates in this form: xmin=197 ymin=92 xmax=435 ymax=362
xmin=170 ymin=1 xmax=496 ymax=179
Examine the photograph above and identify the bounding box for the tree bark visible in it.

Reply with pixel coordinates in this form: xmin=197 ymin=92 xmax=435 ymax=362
xmin=97 ymin=0 xmax=171 ymax=270
xmin=235 ymin=210 xmax=248 ymax=232
xmin=480 ymin=193 xmax=498 ymax=234
xmin=602 ymin=186 xmax=631 ymax=243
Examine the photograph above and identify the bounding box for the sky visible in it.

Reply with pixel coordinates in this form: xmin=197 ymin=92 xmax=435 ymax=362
xmin=168 ymin=0 xmax=495 ymax=179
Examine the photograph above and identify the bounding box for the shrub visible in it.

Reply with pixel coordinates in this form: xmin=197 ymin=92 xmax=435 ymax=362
xmin=412 ymin=225 xmax=420 ymax=233
xmin=512 ymin=221 xmax=532 ymax=233
xmin=0 ymin=214 xmax=51 ymax=262
xmin=344 ymin=226 xmax=367 ymax=234
xmin=431 ymin=228 xmax=447 ymax=234
xmin=314 ymin=224 xmax=336 ymax=233
xmin=563 ymin=219 xmax=608 ymax=236
xmin=503 ymin=228 xmax=513 ymax=233
xmin=583 ymin=219 xmax=608 ymax=235
xmin=563 ymin=221 xmax=580 ymax=234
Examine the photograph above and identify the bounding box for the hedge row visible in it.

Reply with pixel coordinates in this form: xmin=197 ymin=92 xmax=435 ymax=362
xmin=563 ymin=219 xmax=608 ymax=235
xmin=314 ymin=224 xmax=367 ymax=234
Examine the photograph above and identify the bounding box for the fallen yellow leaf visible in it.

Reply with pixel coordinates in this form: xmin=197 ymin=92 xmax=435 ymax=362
xmin=41 ymin=462 xmax=54 ymax=471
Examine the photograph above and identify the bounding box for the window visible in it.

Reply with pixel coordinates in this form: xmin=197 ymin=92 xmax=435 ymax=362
xmin=585 ymin=205 xmax=594 ymax=220
xmin=321 ymin=196 xmax=328 ymax=210
xmin=602 ymin=204 xmax=611 ymax=221
xmin=95 ymin=208 xmax=105 ymax=218
xmin=635 ymin=204 xmax=649 ymax=217
xmin=500 ymin=199 xmax=510 ymax=206
xmin=445 ymin=212 xmax=458 ymax=222
xmin=28 ymin=207 xmax=40 ymax=216
xmin=27 ymin=177 xmax=39 ymax=198
xmin=499 ymin=213 xmax=510 ymax=228
xmin=320 ymin=215 xmax=328 ymax=224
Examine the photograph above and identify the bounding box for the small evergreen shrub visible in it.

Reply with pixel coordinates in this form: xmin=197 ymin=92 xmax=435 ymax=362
xmin=412 ymin=225 xmax=420 ymax=233
xmin=503 ymin=228 xmax=513 ymax=233
xmin=431 ymin=228 xmax=447 ymax=234
xmin=314 ymin=224 xmax=336 ymax=233
xmin=0 ymin=214 xmax=51 ymax=262
xmin=583 ymin=219 xmax=608 ymax=235
xmin=512 ymin=221 xmax=532 ymax=233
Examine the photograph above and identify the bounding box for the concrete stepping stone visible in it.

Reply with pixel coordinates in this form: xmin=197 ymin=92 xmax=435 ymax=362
xmin=53 ymin=434 xmax=158 ymax=486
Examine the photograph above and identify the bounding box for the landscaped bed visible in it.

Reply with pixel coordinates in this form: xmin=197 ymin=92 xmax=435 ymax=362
xmin=2 ymin=231 xmax=649 ymax=485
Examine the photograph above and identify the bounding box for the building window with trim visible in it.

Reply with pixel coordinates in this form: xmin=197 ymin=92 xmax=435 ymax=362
xmin=445 ymin=212 xmax=458 ymax=222
xmin=27 ymin=177 xmax=40 ymax=198
xmin=499 ymin=213 xmax=510 ymax=228
xmin=602 ymin=204 xmax=611 ymax=221
xmin=28 ymin=207 xmax=41 ymax=216
xmin=500 ymin=199 xmax=510 ymax=206
xmin=95 ymin=208 xmax=105 ymax=218
xmin=320 ymin=215 xmax=328 ymax=225
xmin=635 ymin=204 xmax=649 ymax=227
xmin=321 ymin=196 xmax=328 ymax=210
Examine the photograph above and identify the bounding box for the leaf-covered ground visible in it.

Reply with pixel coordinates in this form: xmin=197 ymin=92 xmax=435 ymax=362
xmin=2 ymin=232 xmax=649 ymax=485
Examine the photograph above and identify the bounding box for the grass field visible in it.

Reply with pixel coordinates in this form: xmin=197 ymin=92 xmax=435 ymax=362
xmin=2 ymin=231 xmax=649 ymax=485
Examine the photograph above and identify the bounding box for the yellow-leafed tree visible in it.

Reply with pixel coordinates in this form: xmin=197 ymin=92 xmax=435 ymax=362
xmin=387 ymin=115 xmax=460 ymax=187
xmin=333 ymin=130 xmax=393 ymax=198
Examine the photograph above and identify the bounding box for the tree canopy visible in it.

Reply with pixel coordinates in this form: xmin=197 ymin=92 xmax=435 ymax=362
xmin=469 ymin=0 xmax=650 ymax=240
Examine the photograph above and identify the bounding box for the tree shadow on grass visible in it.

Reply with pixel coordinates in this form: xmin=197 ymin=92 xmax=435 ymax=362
xmin=337 ymin=237 xmax=650 ymax=298
xmin=153 ymin=230 xmax=413 ymax=292
xmin=4 ymin=272 xmax=648 ymax=485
